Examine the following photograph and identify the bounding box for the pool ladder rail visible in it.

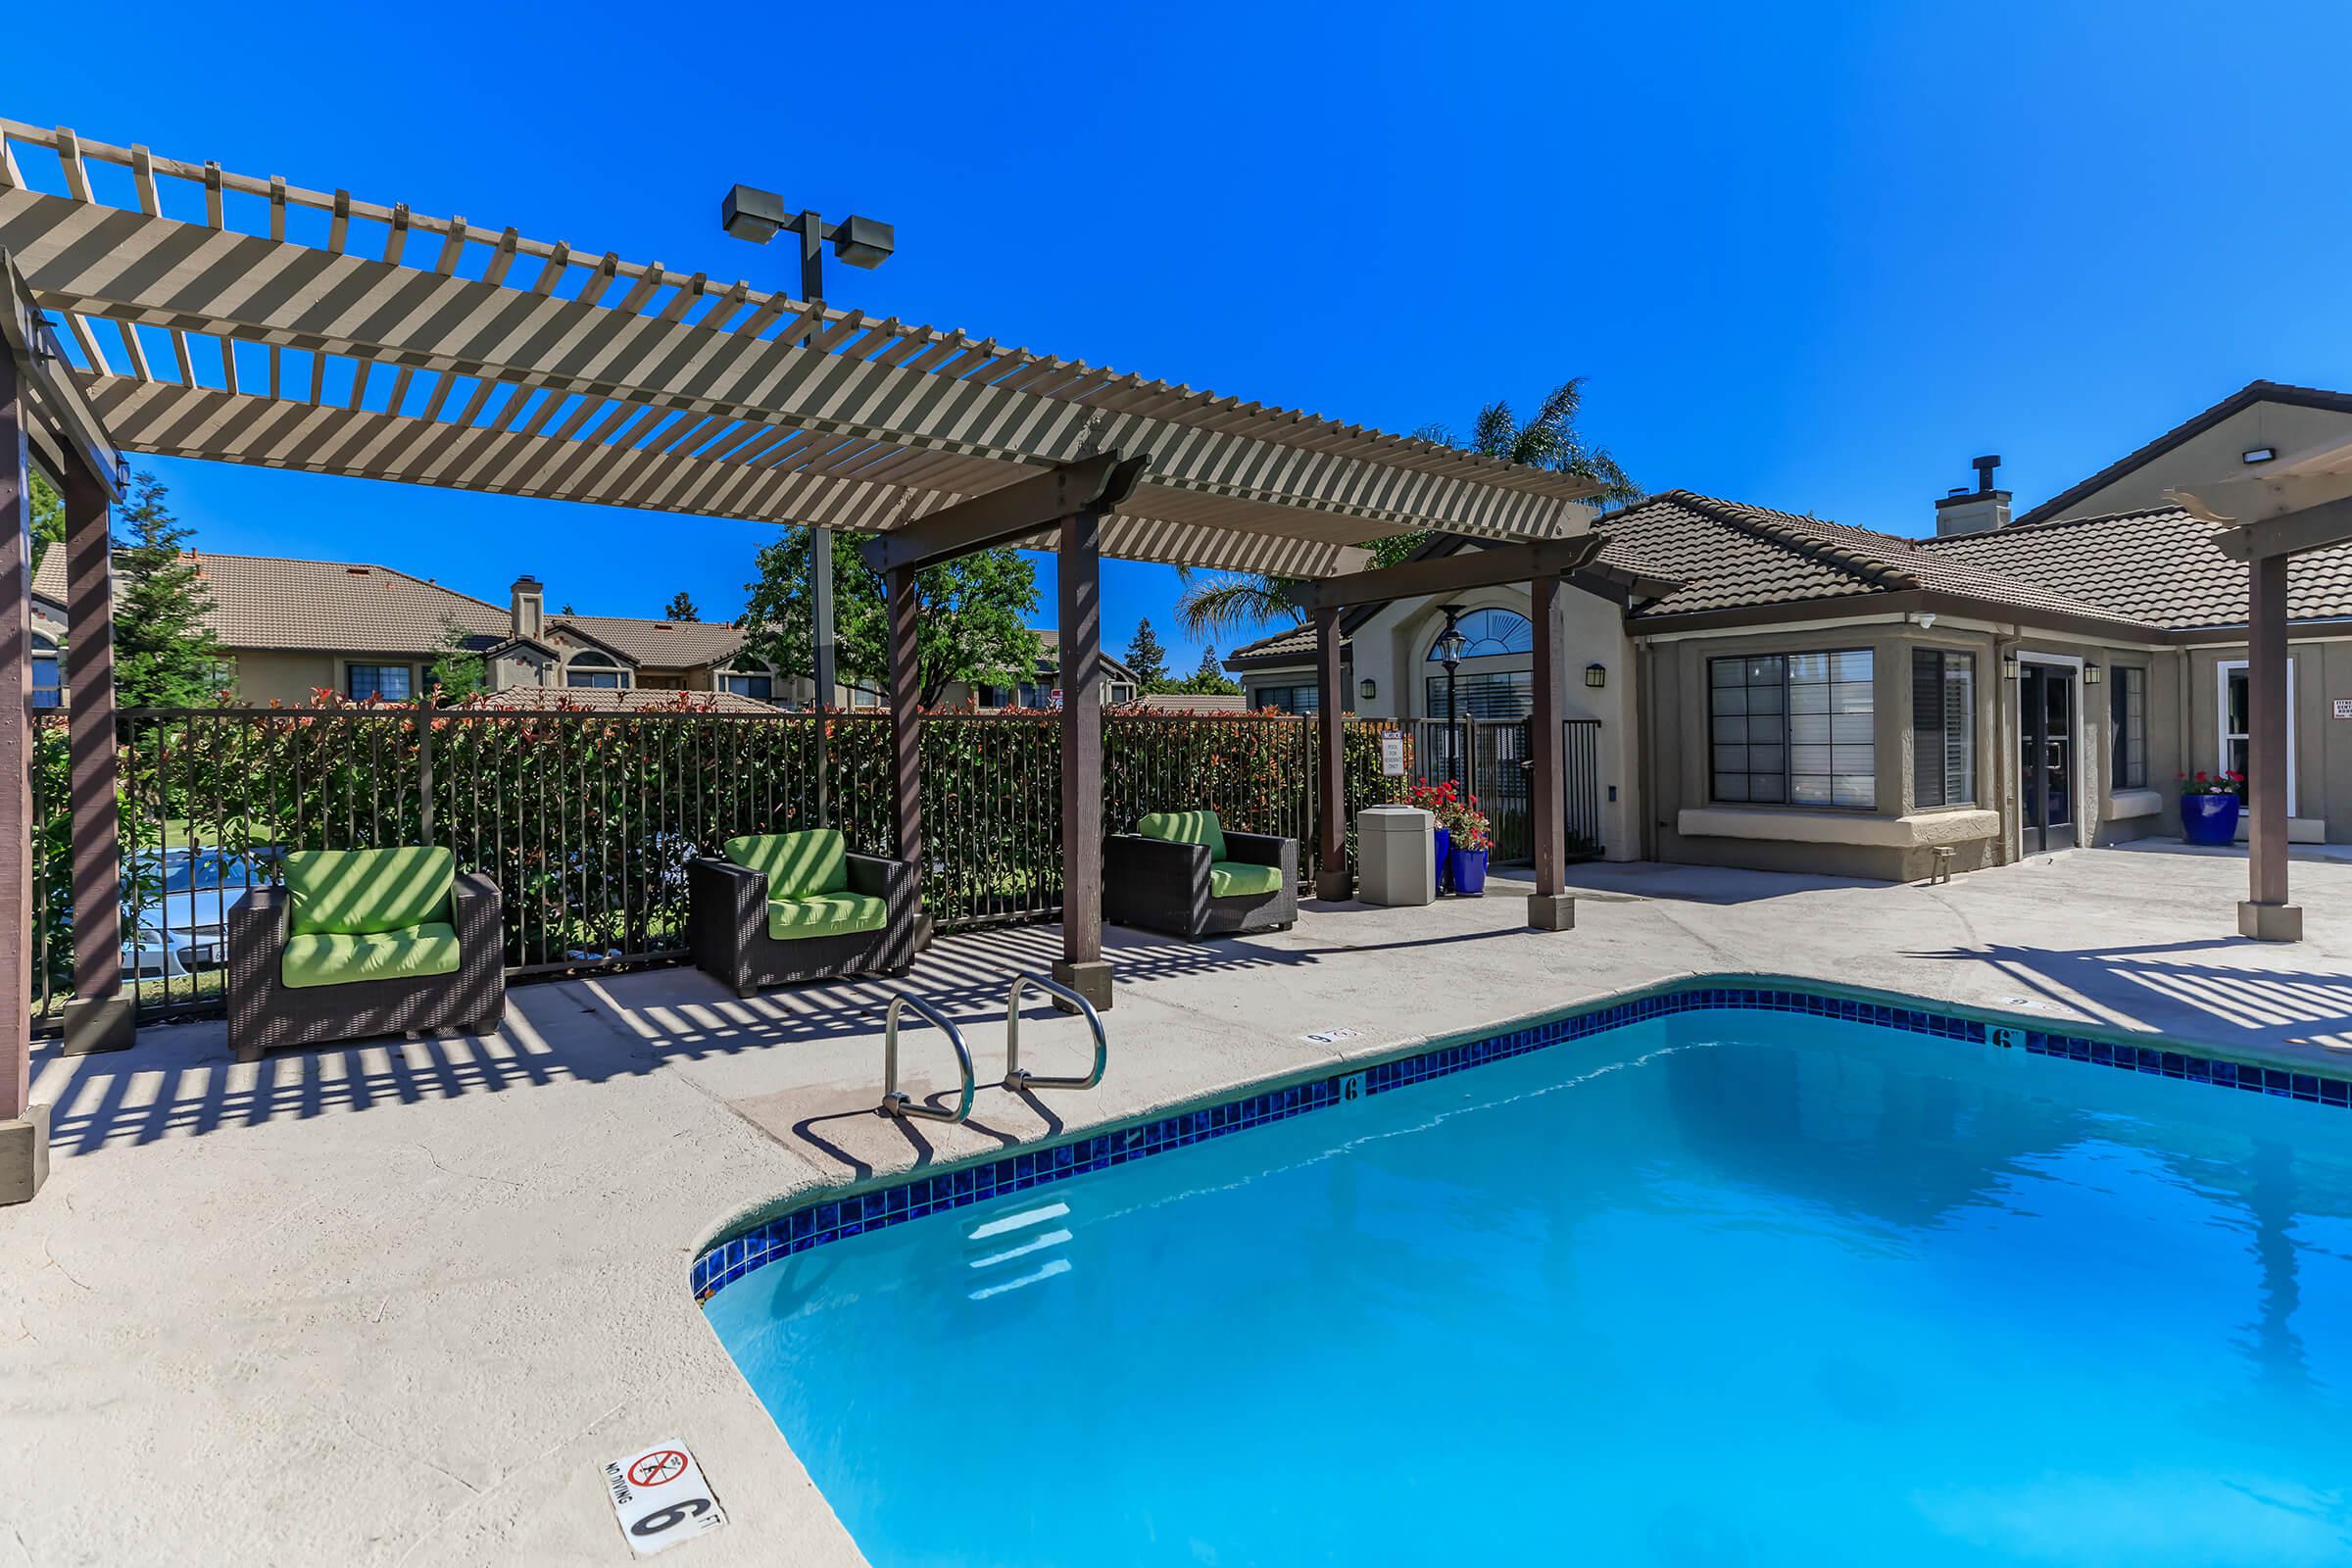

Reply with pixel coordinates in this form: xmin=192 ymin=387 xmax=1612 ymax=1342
xmin=875 ymin=973 xmax=1108 ymax=1124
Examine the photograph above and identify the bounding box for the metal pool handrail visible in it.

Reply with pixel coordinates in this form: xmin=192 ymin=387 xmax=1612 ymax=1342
xmin=877 ymin=991 xmax=976 ymax=1124
xmin=1002 ymin=972 xmax=1108 ymax=1092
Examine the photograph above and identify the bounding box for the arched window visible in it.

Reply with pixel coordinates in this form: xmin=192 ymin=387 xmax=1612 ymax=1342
xmin=1426 ymin=608 xmax=1533 ymax=662
xmin=564 ymin=650 xmax=632 ymax=690
xmin=30 ymin=631 xmax=60 ymax=710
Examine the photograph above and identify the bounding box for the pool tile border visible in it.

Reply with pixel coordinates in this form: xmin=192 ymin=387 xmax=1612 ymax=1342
xmin=691 ymin=980 xmax=2352 ymax=1303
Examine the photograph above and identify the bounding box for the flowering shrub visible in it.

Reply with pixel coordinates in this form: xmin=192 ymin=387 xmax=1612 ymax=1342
xmin=2178 ymin=769 xmax=2244 ymax=797
xmin=1403 ymin=777 xmax=1494 ymax=853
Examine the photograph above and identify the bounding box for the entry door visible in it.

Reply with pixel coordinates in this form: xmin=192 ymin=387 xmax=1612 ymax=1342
xmin=2020 ymin=665 xmax=2076 ymax=854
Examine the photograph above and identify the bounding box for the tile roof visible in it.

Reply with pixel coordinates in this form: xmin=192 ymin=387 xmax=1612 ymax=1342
xmin=33 ymin=550 xmax=508 ymax=655
xmin=2013 ymin=380 xmax=2352 ymax=527
xmin=1923 ymin=506 xmax=2352 ymax=629
xmin=1224 ymin=622 xmax=1318 ymax=663
xmin=1599 ymin=493 xmax=2153 ymax=629
xmin=31 ymin=548 xmax=761 ymax=668
xmin=546 ymin=616 xmax=747 ymax=669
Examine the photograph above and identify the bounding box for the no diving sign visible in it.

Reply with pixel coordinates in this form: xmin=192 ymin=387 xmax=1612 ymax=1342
xmin=605 ymin=1439 xmax=725 ymax=1555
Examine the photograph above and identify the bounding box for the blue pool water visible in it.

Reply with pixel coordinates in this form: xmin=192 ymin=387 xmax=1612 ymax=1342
xmin=705 ymin=1008 xmax=2352 ymax=1565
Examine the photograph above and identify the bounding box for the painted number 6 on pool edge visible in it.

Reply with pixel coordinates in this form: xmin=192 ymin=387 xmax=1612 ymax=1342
xmin=605 ymin=1439 xmax=726 ymax=1556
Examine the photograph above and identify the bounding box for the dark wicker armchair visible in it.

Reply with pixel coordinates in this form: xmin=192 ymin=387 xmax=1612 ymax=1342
xmin=689 ymin=829 xmax=919 ymax=998
xmin=1103 ymin=809 xmax=1297 ymax=940
xmin=226 ymin=847 xmax=505 ymax=1064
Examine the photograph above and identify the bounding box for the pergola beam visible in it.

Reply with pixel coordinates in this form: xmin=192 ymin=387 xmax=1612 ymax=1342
xmin=1302 ymin=532 xmax=1602 ymax=929
xmin=2212 ymin=494 xmax=2352 ymax=562
xmin=858 ymin=452 xmax=1146 ymax=575
xmin=1288 ymin=534 xmax=1610 ymax=612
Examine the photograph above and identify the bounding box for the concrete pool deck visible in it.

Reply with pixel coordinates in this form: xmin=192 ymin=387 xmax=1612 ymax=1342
xmin=8 ymin=845 xmax=2352 ymax=1565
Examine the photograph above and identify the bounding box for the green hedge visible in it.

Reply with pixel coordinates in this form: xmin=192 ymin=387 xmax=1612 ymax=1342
xmin=43 ymin=707 xmax=1413 ymax=1021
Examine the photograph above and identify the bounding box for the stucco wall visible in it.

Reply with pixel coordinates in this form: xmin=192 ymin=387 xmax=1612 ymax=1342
xmin=2044 ymin=403 xmax=2352 ymax=523
xmin=1642 ymin=619 xmax=2187 ymax=881
xmin=2180 ymin=638 xmax=2350 ymax=843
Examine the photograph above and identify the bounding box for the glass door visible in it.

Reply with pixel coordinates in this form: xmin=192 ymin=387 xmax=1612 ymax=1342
xmin=2019 ymin=665 xmax=2076 ymax=854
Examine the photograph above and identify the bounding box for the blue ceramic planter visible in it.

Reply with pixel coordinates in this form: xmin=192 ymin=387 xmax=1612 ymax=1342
xmin=1432 ymin=826 xmax=1451 ymax=894
xmin=1449 ymin=846 xmax=1489 ymax=897
xmin=2180 ymin=792 xmax=2241 ymax=848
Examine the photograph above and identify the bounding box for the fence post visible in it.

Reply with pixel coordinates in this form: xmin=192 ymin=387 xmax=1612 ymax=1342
xmin=416 ymin=702 xmax=435 ymax=848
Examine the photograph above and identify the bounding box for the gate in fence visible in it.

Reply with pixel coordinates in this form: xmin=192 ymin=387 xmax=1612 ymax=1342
xmin=1408 ymin=716 xmax=1605 ymax=866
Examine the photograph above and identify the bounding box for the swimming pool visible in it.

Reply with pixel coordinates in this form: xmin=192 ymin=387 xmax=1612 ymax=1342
xmin=702 ymin=989 xmax=2352 ymax=1565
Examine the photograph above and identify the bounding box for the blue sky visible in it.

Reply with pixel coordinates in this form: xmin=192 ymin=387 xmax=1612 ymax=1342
xmin=14 ymin=2 xmax=2352 ymax=673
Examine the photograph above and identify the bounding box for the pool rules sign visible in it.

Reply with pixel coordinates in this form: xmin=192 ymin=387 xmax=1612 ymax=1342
xmin=605 ymin=1439 xmax=726 ymax=1554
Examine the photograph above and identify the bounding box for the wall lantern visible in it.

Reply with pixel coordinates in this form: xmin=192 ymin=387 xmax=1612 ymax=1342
xmin=1585 ymin=662 xmax=1608 ymax=689
xmin=2002 ymin=655 xmax=2021 ymax=679
xmin=2243 ymin=447 xmax=2278 ymax=465
xmin=2082 ymin=662 xmax=2103 ymax=686
xmin=1358 ymin=678 xmax=1378 ymax=702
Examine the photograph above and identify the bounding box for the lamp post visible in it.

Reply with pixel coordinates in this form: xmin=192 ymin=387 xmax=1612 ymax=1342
xmin=722 ymin=185 xmax=895 ymax=823
xmin=1436 ymin=604 xmax=1468 ymax=790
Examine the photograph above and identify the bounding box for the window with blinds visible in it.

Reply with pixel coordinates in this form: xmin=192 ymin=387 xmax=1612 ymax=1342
xmin=1911 ymin=649 xmax=1976 ymax=808
xmin=2110 ymin=666 xmax=2145 ymax=789
xmin=1709 ymin=650 xmax=1877 ymax=808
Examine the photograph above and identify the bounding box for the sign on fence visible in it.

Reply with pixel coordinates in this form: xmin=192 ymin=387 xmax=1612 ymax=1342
xmin=1379 ymin=733 xmax=1405 ymax=777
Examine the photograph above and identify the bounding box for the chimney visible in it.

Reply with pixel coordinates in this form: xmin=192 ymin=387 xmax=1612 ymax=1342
xmin=510 ymin=574 xmax=545 ymax=641
xmin=1933 ymin=454 xmax=2011 ymax=537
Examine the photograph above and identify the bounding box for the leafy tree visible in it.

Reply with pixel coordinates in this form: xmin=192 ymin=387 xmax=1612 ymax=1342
xmin=738 ymin=527 xmax=1043 ymax=707
xmin=1164 ymin=642 xmax=1242 ymax=697
xmin=1125 ymin=617 xmax=1171 ymax=688
xmin=29 ymin=472 xmax=63 ymax=576
xmin=428 ymin=613 xmax=487 ymax=701
xmin=112 ymin=472 xmax=225 ymax=708
xmin=664 ymin=591 xmax=700 ymax=622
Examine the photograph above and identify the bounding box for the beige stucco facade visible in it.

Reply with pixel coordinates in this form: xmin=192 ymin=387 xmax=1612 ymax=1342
xmin=2037 ymin=401 xmax=2352 ymax=525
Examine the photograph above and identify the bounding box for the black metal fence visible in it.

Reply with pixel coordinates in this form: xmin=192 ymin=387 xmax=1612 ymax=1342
xmin=33 ymin=707 xmax=1415 ymax=1028
xmin=1408 ymin=716 xmax=1605 ymax=863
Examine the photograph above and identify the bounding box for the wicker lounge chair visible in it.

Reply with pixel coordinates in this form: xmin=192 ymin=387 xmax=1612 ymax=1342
xmin=226 ymin=845 xmax=505 ymax=1063
xmin=688 ymin=829 xmax=919 ymax=998
xmin=1102 ymin=809 xmax=1296 ymax=940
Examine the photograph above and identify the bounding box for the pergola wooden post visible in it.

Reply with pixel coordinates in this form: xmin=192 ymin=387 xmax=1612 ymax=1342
xmin=1311 ymin=606 xmax=1348 ymax=901
xmin=2176 ymin=472 xmax=2352 ymax=942
xmin=1054 ymin=507 xmax=1109 ymax=1007
xmin=2 ymin=256 xmax=128 ymax=1200
xmin=2242 ymin=552 xmax=2295 ymax=938
xmin=863 ymin=453 xmax=1146 ymax=1007
xmin=60 ymin=460 xmax=129 ymax=1054
xmin=1525 ymin=572 xmax=1573 ymax=929
xmin=1289 ymin=535 xmax=1605 ymax=924
xmin=1 ymin=342 xmax=39 ymax=1195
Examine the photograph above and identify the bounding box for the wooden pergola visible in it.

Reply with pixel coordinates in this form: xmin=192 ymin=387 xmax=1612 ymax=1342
xmin=2174 ymin=445 xmax=2352 ymax=943
xmin=0 ymin=116 xmax=1604 ymax=1199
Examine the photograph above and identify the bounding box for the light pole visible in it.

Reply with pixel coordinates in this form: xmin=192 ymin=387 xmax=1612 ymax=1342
xmin=722 ymin=186 xmax=895 ymax=824
xmin=1435 ymin=604 xmax=1468 ymax=792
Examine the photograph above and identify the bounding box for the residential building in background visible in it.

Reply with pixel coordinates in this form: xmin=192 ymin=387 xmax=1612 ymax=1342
xmin=1228 ymin=380 xmax=2352 ymax=878
xmin=27 ymin=553 xmax=873 ymax=710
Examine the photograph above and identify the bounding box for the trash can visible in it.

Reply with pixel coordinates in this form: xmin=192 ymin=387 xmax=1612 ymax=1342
xmin=1357 ymin=806 xmax=1436 ymax=906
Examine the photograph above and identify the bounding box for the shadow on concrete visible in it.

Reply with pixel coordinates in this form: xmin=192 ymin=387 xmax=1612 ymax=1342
xmin=31 ymin=910 xmax=1540 ymax=1157
xmin=1549 ymin=860 xmax=1889 ymax=906
xmin=1907 ymin=938 xmax=2352 ymax=1054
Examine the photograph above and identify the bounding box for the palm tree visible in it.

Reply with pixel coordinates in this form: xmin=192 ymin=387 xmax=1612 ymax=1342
xmin=1171 ymin=376 xmax=1635 ymax=639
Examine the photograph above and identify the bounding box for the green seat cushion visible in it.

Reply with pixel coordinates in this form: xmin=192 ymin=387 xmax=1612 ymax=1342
xmin=726 ymin=829 xmax=849 ymax=900
xmin=1138 ymin=809 xmax=1227 ymax=860
xmin=283 ymin=846 xmax=454 ymax=936
xmin=1207 ymin=859 xmax=1285 ymax=900
xmin=281 ymin=922 xmax=462 ymax=989
xmin=766 ymin=891 xmax=889 ymax=942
